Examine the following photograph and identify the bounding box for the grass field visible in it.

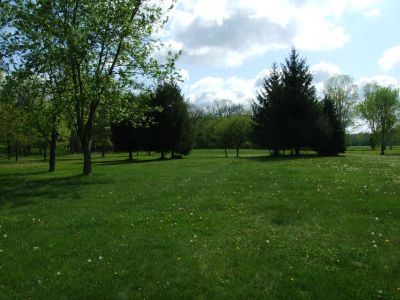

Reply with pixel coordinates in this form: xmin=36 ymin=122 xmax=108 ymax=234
xmin=0 ymin=148 xmax=399 ymax=299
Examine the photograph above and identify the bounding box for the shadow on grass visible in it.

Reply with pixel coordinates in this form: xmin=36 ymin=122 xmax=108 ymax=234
xmin=383 ymin=152 xmax=400 ymax=157
xmin=0 ymin=173 xmax=109 ymax=209
xmin=90 ymin=157 xmax=172 ymax=166
xmin=242 ymin=153 xmax=345 ymax=162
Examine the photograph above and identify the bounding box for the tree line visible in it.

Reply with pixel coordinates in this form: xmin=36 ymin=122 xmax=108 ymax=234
xmin=0 ymin=1 xmax=399 ymax=176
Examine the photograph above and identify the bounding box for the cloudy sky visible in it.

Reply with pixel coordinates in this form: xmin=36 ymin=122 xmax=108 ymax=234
xmin=160 ymin=0 xmax=400 ymax=108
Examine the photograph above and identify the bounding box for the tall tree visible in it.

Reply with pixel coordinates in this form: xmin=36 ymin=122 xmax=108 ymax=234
xmin=280 ymin=48 xmax=320 ymax=156
xmin=253 ymin=49 xmax=320 ymax=156
xmin=252 ymin=63 xmax=283 ymax=156
xmin=324 ymin=74 xmax=358 ymax=132
xmin=315 ymin=96 xmax=346 ymax=156
xmin=1 ymin=1 xmax=178 ymax=175
xmin=357 ymin=83 xmax=399 ymax=155
xmin=150 ymin=81 xmax=192 ymax=159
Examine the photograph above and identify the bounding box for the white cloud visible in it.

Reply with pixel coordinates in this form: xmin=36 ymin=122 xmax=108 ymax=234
xmin=311 ymin=61 xmax=341 ymax=83
xmin=362 ymin=9 xmax=381 ymax=17
xmin=185 ymin=76 xmax=256 ymax=107
xmin=356 ymin=75 xmax=399 ymax=98
xmin=356 ymin=75 xmax=399 ymax=88
xmin=178 ymin=68 xmax=189 ymax=82
xmin=184 ymin=62 xmax=343 ymax=107
xmin=165 ymin=0 xmax=382 ymax=67
xmin=310 ymin=61 xmax=342 ymax=95
xmin=378 ymin=46 xmax=400 ymax=71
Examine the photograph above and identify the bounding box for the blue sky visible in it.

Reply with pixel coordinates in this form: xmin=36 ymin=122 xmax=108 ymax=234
xmin=161 ymin=0 xmax=400 ymax=108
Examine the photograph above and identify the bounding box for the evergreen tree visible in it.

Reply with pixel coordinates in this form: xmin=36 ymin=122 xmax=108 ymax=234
xmin=253 ymin=48 xmax=320 ymax=156
xmin=111 ymin=121 xmax=140 ymax=160
xmin=252 ymin=63 xmax=283 ymax=156
xmin=151 ymin=81 xmax=193 ymax=159
xmin=280 ymin=48 xmax=320 ymax=156
xmin=316 ymin=96 xmax=346 ymax=156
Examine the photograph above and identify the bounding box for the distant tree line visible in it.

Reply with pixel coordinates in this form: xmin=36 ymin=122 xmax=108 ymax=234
xmin=2 ymin=44 xmax=400 ymax=175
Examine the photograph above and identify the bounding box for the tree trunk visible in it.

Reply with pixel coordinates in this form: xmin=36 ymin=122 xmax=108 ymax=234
xmin=43 ymin=143 xmax=47 ymax=161
xmin=171 ymin=151 xmax=175 ymax=159
xmin=15 ymin=143 xmax=19 ymax=162
xmin=161 ymin=151 xmax=165 ymax=159
xmin=82 ymin=135 xmax=93 ymax=176
xmin=49 ymin=129 xmax=57 ymax=172
xmin=7 ymin=142 xmax=11 ymax=160
xmin=295 ymin=147 xmax=300 ymax=156
xmin=129 ymin=150 xmax=133 ymax=161
xmin=101 ymin=144 xmax=105 ymax=158
xmin=236 ymin=148 xmax=239 ymax=157
xmin=224 ymin=148 xmax=228 ymax=158
xmin=380 ymin=134 xmax=385 ymax=155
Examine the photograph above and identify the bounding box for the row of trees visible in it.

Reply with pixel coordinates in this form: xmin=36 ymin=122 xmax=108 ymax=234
xmin=252 ymin=48 xmax=346 ymax=156
xmin=111 ymin=82 xmax=193 ymax=160
xmin=112 ymin=96 xmax=253 ymax=159
xmin=252 ymin=48 xmax=399 ymax=156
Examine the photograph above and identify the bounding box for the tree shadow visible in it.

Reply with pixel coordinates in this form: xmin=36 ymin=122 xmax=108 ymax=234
xmin=0 ymin=173 xmax=110 ymax=209
xmin=383 ymin=152 xmax=400 ymax=157
xmin=90 ymin=157 xmax=170 ymax=166
xmin=242 ymin=153 xmax=345 ymax=162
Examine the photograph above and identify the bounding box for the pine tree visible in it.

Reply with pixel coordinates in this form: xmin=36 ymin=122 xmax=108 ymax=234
xmin=316 ymin=96 xmax=346 ymax=156
xmin=151 ymin=81 xmax=193 ymax=159
xmin=280 ymin=47 xmax=320 ymax=156
xmin=253 ymin=48 xmax=320 ymax=156
xmin=252 ymin=63 xmax=283 ymax=156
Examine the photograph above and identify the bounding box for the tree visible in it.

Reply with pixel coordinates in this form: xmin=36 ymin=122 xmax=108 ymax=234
xmin=315 ymin=96 xmax=346 ymax=156
xmin=151 ymin=81 xmax=193 ymax=159
xmin=210 ymin=99 xmax=245 ymax=118
xmin=0 ymin=72 xmax=66 ymax=171
xmin=111 ymin=120 xmax=142 ymax=160
xmin=0 ymin=102 xmax=31 ymax=161
xmin=281 ymin=48 xmax=320 ymax=156
xmin=214 ymin=115 xmax=251 ymax=157
xmin=324 ymin=74 xmax=358 ymax=132
xmin=357 ymin=83 xmax=400 ymax=155
xmin=253 ymin=49 xmax=320 ymax=156
xmin=252 ymin=63 xmax=283 ymax=156
xmin=93 ymin=107 xmax=112 ymax=158
xmin=214 ymin=117 xmax=232 ymax=158
xmin=1 ymin=1 xmax=178 ymax=175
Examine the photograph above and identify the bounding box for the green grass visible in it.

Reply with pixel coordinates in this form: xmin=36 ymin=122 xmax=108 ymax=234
xmin=0 ymin=148 xmax=400 ymax=299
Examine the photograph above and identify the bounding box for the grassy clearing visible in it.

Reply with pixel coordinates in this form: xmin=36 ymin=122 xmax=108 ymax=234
xmin=0 ymin=148 xmax=399 ymax=299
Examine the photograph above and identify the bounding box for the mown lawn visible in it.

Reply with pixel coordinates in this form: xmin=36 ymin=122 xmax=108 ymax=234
xmin=0 ymin=148 xmax=399 ymax=299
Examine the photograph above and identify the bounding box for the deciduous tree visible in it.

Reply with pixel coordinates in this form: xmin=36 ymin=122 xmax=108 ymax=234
xmin=324 ymin=74 xmax=358 ymax=132
xmin=357 ymin=83 xmax=399 ymax=155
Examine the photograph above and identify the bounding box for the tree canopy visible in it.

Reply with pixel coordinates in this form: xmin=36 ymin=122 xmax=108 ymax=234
xmin=1 ymin=0 xmax=178 ymax=174
xmin=253 ymin=48 xmax=322 ymax=156
xmin=357 ymin=83 xmax=399 ymax=155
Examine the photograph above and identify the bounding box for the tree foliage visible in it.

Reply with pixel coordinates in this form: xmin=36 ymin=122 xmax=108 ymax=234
xmin=315 ymin=96 xmax=346 ymax=156
xmin=1 ymin=0 xmax=178 ymax=175
xmin=150 ymin=81 xmax=193 ymax=158
xmin=357 ymin=83 xmax=399 ymax=155
xmin=324 ymin=74 xmax=358 ymax=132
xmin=215 ymin=115 xmax=251 ymax=157
xmin=253 ymin=48 xmax=321 ymax=156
